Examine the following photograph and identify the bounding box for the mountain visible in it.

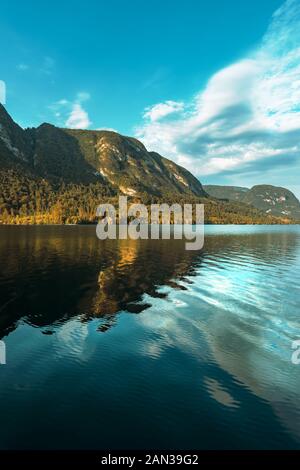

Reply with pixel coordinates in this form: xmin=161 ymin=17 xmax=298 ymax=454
xmin=63 ymin=128 xmax=206 ymax=197
xmin=204 ymin=184 xmax=300 ymax=220
xmin=0 ymin=104 xmax=296 ymax=225
xmin=243 ymin=185 xmax=300 ymax=219
xmin=0 ymin=104 xmax=32 ymax=166
xmin=0 ymin=104 xmax=205 ymax=197
xmin=204 ymin=185 xmax=249 ymax=202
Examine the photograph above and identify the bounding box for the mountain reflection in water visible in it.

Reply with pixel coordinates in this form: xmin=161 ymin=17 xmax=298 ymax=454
xmin=0 ymin=227 xmax=202 ymax=335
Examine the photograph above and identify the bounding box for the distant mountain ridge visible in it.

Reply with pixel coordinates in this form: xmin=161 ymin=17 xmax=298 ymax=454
xmin=203 ymin=185 xmax=249 ymax=202
xmin=204 ymin=185 xmax=300 ymax=219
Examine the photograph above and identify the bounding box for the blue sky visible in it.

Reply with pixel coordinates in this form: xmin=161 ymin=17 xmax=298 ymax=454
xmin=1 ymin=0 xmax=300 ymax=197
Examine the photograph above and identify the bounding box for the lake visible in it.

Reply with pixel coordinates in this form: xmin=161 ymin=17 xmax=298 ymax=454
xmin=0 ymin=225 xmax=300 ymax=449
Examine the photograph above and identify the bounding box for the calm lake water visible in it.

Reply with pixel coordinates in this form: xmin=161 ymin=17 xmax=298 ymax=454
xmin=0 ymin=225 xmax=300 ymax=449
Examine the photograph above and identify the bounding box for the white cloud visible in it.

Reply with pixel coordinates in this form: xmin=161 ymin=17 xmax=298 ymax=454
xmin=49 ymin=92 xmax=92 ymax=129
xmin=143 ymin=100 xmax=184 ymax=122
xmin=0 ymin=80 xmax=6 ymax=104
xmin=135 ymin=0 xmax=300 ymax=191
xmin=65 ymin=103 xmax=91 ymax=129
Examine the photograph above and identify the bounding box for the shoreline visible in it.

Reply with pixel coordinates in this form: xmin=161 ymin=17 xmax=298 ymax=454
xmin=1 ymin=222 xmax=299 ymax=227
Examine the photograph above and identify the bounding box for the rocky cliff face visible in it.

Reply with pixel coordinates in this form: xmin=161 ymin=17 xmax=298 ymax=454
xmin=63 ymin=129 xmax=206 ymax=196
xmin=0 ymin=104 xmax=32 ymax=166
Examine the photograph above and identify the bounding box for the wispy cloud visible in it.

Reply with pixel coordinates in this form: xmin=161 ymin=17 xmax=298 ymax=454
xmin=17 ymin=63 xmax=29 ymax=71
xmin=135 ymin=0 xmax=300 ymax=185
xmin=40 ymin=56 xmax=55 ymax=75
xmin=49 ymin=92 xmax=91 ymax=129
xmin=96 ymin=126 xmax=118 ymax=132
xmin=76 ymin=91 xmax=90 ymax=102
xmin=143 ymin=100 xmax=184 ymax=122
xmin=140 ymin=68 xmax=168 ymax=91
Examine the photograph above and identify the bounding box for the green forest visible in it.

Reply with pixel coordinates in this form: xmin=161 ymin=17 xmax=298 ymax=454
xmin=0 ymin=168 xmax=293 ymax=225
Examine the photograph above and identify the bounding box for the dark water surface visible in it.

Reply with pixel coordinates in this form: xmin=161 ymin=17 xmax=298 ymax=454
xmin=0 ymin=225 xmax=300 ymax=449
